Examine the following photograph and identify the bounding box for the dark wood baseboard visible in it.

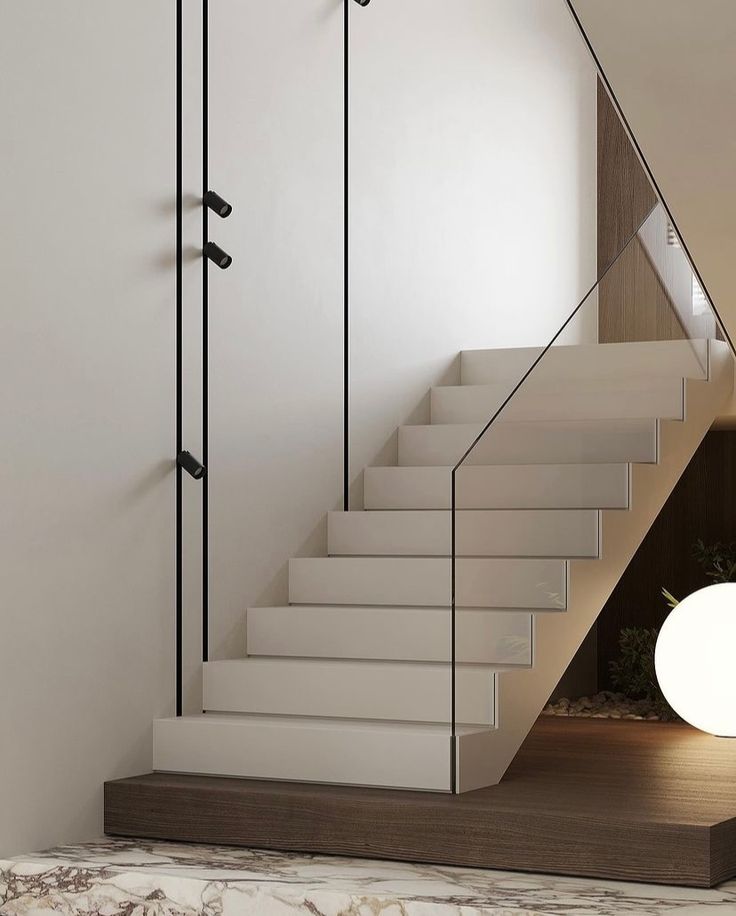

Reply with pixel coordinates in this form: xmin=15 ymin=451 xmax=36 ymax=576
xmin=105 ymin=718 xmax=736 ymax=888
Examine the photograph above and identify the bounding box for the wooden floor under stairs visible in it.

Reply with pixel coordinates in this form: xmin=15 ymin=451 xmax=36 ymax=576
xmin=105 ymin=717 xmax=736 ymax=888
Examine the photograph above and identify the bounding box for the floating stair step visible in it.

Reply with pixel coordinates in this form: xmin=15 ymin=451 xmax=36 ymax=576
xmin=327 ymin=509 xmax=598 ymax=558
xmin=398 ymin=418 xmax=658 ymax=466
xmin=460 ymin=339 xmax=708 ymax=386
xmin=247 ymin=606 xmax=532 ymax=665
xmin=153 ymin=715 xmax=460 ymax=790
xmin=430 ymin=376 xmax=684 ymax=425
xmin=363 ymin=464 xmax=630 ymax=510
xmin=288 ymin=556 xmax=566 ymax=609
xmin=203 ymin=658 xmax=496 ymax=725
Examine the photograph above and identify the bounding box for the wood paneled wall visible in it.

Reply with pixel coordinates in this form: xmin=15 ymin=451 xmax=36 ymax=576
xmin=597 ymin=79 xmax=685 ymax=343
xmin=597 ymin=79 xmax=655 ymax=273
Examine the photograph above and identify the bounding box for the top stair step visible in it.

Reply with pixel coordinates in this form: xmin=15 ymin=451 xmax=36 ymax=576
xmin=460 ymin=339 xmax=708 ymax=386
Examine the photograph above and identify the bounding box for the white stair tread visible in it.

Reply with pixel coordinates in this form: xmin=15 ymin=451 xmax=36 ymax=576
xmin=460 ymin=339 xmax=708 ymax=385
xmin=289 ymin=556 xmax=566 ymax=609
xmin=398 ymin=418 xmax=658 ymax=466
xmin=363 ymin=464 xmax=630 ymax=510
xmin=327 ymin=509 xmax=598 ymax=558
xmin=247 ymin=606 xmax=532 ymax=665
xmin=154 ymin=715 xmax=466 ymax=791
xmin=430 ymin=376 xmax=684 ymax=425
xmin=203 ymin=658 xmax=496 ymax=726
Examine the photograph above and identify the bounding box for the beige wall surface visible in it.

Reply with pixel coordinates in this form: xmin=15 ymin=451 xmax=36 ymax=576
xmin=568 ymin=0 xmax=736 ymax=352
xmin=0 ymin=2 xmax=175 ymax=856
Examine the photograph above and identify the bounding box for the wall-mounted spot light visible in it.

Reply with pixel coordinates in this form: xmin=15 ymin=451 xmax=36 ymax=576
xmin=204 ymin=190 xmax=233 ymax=218
xmin=177 ymin=450 xmax=206 ymax=480
xmin=203 ymin=241 xmax=232 ymax=269
xmin=354 ymin=0 xmax=371 ymax=5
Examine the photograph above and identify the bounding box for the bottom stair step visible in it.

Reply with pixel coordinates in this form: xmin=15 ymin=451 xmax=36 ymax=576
xmin=154 ymin=715 xmax=467 ymax=791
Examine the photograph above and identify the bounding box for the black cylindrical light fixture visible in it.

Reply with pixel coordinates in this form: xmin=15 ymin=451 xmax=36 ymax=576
xmin=203 ymin=190 xmax=233 ymax=218
xmin=354 ymin=0 xmax=371 ymax=5
xmin=203 ymin=241 xmax=232 ymax=269
xmin=178 ymin=450 xmax=206 ymax=480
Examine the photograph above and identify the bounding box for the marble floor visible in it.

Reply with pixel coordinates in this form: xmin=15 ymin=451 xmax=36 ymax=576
xmin=2 ymin=839 xmax=736 ymax=915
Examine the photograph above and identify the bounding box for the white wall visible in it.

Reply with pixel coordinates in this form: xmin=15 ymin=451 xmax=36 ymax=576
xmin=0 ymin=2 xmax=175 ymax=856
xmin=205 ymin=0 xmax=344 ymax=662
xmin=349 ymin=0 xmax=598 ymax=490
xmin=205 ymin=0 xmax=597 ymax=657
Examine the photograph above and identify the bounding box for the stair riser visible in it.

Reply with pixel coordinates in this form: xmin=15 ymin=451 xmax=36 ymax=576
xmin=363 ymin=464 xmax=630 ymax=510
xmin=154 ymin=717 xmax=453 ymax=791
xmin=289 ymin=557 xmax=567 ymax=609
xmin=460 ymin=339 xmax=708 ymax=385
xmin=247 ymin=606 xmax=532 ymax=665
xmin=398 ymin=420 xmax=658 ymax=466
xmin=327 ymin=510 xmax=599 ymax=558
xmin=203 ymin=660 xmax=496 ymax=726
xmin=430 ymin=380 xmax=684 ymax=424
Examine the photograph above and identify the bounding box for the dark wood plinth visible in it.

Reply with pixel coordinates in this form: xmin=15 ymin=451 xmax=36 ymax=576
xmin=104 ymin=717 xmax=736 ymax=888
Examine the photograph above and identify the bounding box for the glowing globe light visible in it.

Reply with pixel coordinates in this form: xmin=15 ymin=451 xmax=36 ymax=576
xmin=655 ymin=583 xmax=736 ymax=736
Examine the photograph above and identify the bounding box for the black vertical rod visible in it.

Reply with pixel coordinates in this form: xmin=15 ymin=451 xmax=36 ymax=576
xmin=343 ymin=0 xmax=349 ymax=511
xmin=202 ymin=0 xmax=210 ymax=663
xmin=450 ymin=468 xmax=457 ymax=793
xmin=175 ymin=0 xmax=184 ymax=717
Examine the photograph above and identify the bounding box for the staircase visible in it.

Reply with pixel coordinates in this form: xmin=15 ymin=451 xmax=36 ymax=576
xmin=154 ymin=337 xmax=733 ymax=793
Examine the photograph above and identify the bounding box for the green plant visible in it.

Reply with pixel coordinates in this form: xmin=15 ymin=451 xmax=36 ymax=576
xmin=661 ymin=540 xmax=736 ymax=610
xmin=661 ymin=587 xmax=679 ymax=610
xmin=691 ymin=538 xmax=736 ymax=584
xmin=609 ymin=627 xmax=658 ymax=701
xmin=608 ymin=627 xmax=676 ymax=719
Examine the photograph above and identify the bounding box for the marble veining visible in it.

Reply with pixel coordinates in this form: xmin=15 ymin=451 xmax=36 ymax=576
xmin=2 ymin=839 xmax=736 ymax=915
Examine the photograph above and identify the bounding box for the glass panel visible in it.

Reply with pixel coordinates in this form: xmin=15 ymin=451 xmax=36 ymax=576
xmin=451 ymin=202 xmax=720 ymax=790
xmin=348 ymin=0 xmax=604 ymax=789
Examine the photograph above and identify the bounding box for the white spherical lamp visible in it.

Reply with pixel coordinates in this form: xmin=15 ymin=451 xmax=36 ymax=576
xmin=655 ymin=583 xmax=736 ymax=736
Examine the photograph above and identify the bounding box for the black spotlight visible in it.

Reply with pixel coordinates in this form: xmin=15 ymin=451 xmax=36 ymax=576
xmin=177 ymin=450 xmax=206 ymax=480
xmin=203 ymin=241 xmax=232 ymax=269
xmin=203 ymin=190 xmax=233 ymax=218
xmin=354 ymin=0 xmax=371 ymax=5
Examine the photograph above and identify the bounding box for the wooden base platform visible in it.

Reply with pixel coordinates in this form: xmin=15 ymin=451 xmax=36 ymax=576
xmin=104 ymin=717 xmax=736 ymax=888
